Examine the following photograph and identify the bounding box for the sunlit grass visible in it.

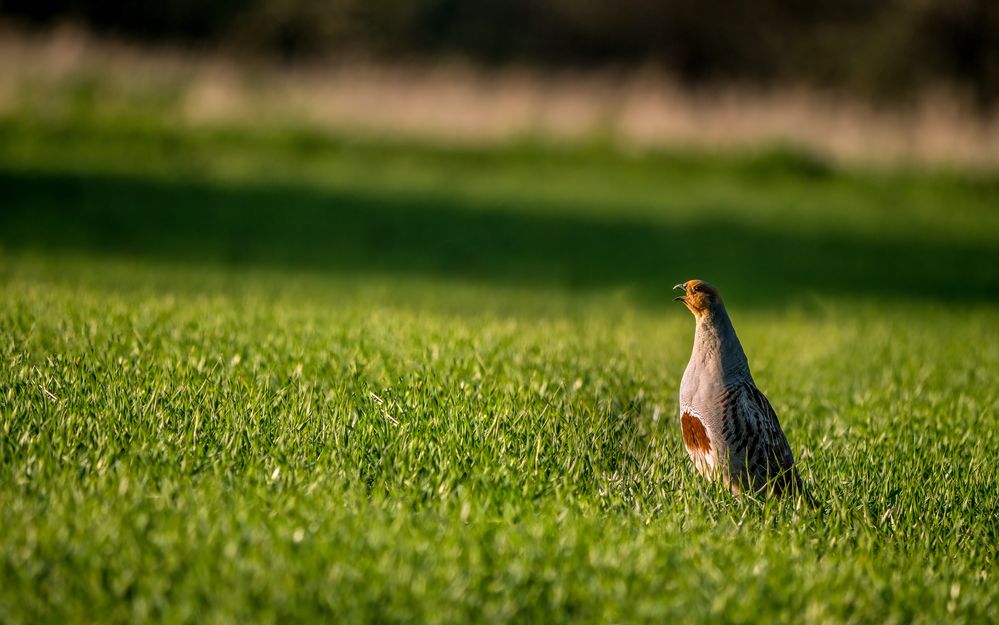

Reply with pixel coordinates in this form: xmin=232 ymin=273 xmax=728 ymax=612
xmin=0 ymin=116 xmax=997 ymax=624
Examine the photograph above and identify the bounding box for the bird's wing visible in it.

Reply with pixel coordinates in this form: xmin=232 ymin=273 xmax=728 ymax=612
xmin=722 ymin=382 xmax=799 ymax=493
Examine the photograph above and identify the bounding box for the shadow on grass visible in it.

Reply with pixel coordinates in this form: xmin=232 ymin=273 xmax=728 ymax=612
xmin=1 ymin=168 xmax=997 ymax=307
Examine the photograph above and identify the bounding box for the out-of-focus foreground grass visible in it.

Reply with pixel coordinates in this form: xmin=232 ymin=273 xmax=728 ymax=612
xmin=1 ymin=100 xmax=998 ymax=623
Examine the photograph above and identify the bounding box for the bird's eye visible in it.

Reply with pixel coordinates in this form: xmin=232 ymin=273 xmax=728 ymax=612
xmin=692 ymin=285 xmax=702 ymax=293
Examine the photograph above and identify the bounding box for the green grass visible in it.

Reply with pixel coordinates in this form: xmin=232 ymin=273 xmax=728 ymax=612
xmin=1 ymin=116 xmax=998 ymax=624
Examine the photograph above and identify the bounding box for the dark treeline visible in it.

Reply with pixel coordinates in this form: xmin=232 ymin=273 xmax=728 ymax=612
xmin=4 ymin=0 xmax=997 ymax=105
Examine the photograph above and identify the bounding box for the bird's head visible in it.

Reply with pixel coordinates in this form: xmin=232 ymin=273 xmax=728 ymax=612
xmin=673 ymin=279 xmax=723 ymax=317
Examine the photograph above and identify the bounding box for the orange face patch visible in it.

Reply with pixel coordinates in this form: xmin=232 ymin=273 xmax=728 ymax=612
xmin=683 ymin=280 xmax=718 ymax=296
xmin=681 ymin=412 xmax=712 ymax=454
xmin=677 ymin=280 xmax=720 ymax=316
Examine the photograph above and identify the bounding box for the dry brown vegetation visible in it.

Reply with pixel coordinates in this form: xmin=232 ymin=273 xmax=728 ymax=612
xmin=2 ymin=26 xmax=998 ymax=169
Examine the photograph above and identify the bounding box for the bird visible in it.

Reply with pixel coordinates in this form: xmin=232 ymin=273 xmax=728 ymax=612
xmin=673 ymin=279 xmax=813 ymax=504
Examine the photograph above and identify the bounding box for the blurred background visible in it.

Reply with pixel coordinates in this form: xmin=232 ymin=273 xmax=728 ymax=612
xmin=0 ymin=1 xmax=997 ymax=309
xmin=2 ymin=0 xmax=998 ymax=163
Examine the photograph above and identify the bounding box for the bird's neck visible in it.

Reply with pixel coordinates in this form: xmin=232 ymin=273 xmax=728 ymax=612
xmin=692 ymin=306 xmax=752 ymax=380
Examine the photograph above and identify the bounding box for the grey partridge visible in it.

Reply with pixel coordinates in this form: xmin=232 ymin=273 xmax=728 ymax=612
xmin=674 ymin=279 xmax=813 ymax=504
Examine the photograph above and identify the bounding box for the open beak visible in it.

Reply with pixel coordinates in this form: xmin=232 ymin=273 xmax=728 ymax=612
xmin=672 ymin=283 xmax=687 ymax=302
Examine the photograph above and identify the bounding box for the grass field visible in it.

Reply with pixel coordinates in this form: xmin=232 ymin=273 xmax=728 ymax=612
xmin=1 ymin=115 xmax=998 ymax=624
